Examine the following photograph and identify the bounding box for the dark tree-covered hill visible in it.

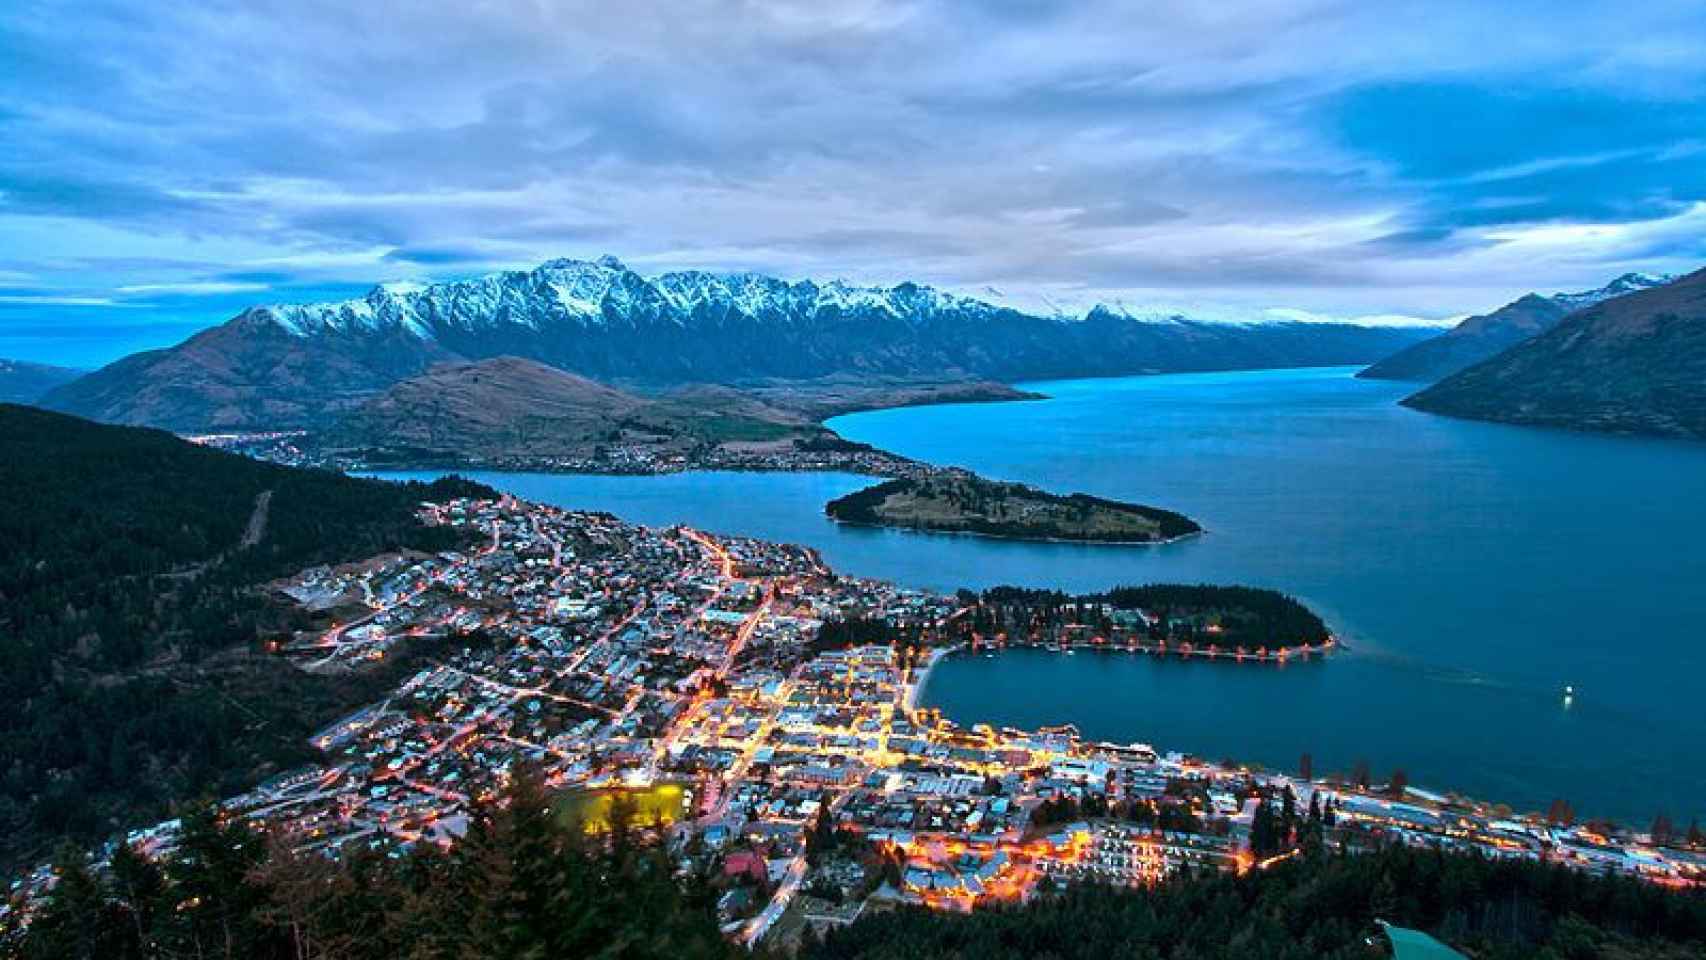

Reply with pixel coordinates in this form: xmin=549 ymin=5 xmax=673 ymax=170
xmin=8 ymin=768 xmax=737 ymax=960
xmin=0 ymin=403 xmax=491 ymax=870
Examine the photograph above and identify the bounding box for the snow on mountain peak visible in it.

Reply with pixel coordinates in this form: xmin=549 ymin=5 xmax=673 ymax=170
xmin=1551 ymin=271 xmax=1675 ymax=310
xmin=249 ymin=255 xmax=1452 ymax=343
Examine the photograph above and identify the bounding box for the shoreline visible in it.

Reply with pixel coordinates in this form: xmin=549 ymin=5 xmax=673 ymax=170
xmin=903 ymin=643 xmax=958 ymax=713
xmin=975 ymin=635 xmax=1339 ymax=665
xmin=825 ymin=515 xmax=1206 ymax=547
xmin=359 ymin=463 xmax=1208 ymax=548
xmin=337 ymin=455 xmax=924 ymax=480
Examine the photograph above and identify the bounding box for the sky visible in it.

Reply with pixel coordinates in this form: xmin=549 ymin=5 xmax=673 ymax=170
xmin=4 ymin=0 xmax=1706 ymax=368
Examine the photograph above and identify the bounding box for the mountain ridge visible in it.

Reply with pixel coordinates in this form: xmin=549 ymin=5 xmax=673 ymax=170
xmin=0 ymin=358 xmax=83 ymax=403
xmin=41 ymin=257 xmax=1438 ymax=432
xmin=1402 ymin=267 xmax=1706 ymax=439
xmin=1358 ymin=272 xmax=1673 ymax=383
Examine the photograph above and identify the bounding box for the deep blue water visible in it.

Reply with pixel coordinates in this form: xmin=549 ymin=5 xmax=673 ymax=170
xmin=372 ymin=366 xmax=1706 ymax=825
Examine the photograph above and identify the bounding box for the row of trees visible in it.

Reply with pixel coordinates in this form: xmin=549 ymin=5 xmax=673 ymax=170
xmin=13 ymin=767 xmax=1705 ymax=959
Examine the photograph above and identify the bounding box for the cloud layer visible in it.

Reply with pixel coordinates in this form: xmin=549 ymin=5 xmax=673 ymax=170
xmin=4 ymin=0 xmax=1705 ymax=365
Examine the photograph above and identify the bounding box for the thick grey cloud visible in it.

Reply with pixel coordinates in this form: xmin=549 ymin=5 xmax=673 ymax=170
xmin=3 ymin=0 xmax=1706 ymax=364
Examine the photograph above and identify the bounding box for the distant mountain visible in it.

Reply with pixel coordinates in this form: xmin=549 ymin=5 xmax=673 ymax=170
xmin=1403 ymin=267 xmax=1706 ymax=439
xmin=1547 ymin=271 xmax=1676 ymax=312
xmin=1359 ymin=273 xmax=1673 ymax=383
xmin=41 ymin=310 xmax=460 ymax=433
xmin=318 ymin=355 xmax=823 ymax=462
xmin=42 ymin=256 xmax=1437 ymax=431
xmin=0 ymin=358 xmax=81 ymax=403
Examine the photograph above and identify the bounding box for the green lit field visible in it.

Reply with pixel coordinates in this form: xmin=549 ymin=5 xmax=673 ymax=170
xmin=554 ymin=783 xmax=689 ymax=832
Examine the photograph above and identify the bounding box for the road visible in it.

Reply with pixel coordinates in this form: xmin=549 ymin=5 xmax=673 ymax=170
xmin=741 ymin=854 xmax=807 ymax=946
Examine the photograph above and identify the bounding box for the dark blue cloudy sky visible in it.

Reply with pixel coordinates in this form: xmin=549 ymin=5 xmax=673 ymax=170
xmin=4 ymin=0 xmax=1705 ymax=366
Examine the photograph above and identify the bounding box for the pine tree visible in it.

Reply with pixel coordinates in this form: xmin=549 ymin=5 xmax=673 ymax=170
xmin=1651 ymin=813 xmax=1675 ymax=845
xmin=1249 ymin=801 xmax=1278 ymax=857
xmin=106 ymin=841 xmax=163 ymax=955
xmin=156 ymin=806 xmax=277 ymax=960
xmin=807 ymin=797 xmax=838 ymax=865
xmin=21 ymin=845 xmax=132 ymax=960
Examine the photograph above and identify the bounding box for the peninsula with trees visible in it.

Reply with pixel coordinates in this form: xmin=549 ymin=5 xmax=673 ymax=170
xmin=825 ymin=473 xmax=1201 ymax=544
xmin=970 ymin=583 xmax=1334 ymax=658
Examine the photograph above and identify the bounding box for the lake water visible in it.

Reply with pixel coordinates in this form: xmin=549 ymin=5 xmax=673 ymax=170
xmin=372 ymin=366 xmax=1706 ymax=825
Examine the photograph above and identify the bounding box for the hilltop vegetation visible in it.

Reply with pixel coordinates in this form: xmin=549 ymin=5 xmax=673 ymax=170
xmin=12 ymin=779 xmax=1704 ymax=960
xmin=826 ymin=475 xmax=1200 ymax=543
xmin=7 ymin=768 xmax=736 ymax=960
xmin=0 ymin=404 xmax=491 ymax=870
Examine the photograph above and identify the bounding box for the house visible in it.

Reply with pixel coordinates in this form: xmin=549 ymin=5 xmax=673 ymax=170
xmin=723 ymin=850 xmax=767 ymax=882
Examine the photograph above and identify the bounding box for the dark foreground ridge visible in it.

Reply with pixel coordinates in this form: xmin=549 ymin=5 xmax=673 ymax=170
xmin=9 ymin=769 xmax=1704 ymax=959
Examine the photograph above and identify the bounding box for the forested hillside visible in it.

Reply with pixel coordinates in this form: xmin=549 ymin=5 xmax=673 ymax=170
xmin=0 ymin=404 xmax=491 ymax=870
xmin=11 ymin=777 xmax=1703 ymax=960
xmin=7 ymin=769 xmax=736 ymax=960
xmin=809 ymin=844 xmax=1706 ymax=960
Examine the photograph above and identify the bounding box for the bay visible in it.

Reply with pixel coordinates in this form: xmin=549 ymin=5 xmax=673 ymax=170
xmin=371 ymin=366 xmax=1706 ymax=825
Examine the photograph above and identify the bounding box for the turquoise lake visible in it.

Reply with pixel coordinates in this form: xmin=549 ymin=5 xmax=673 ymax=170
xmin=372 ymin=366 xmax=1706 ymax=825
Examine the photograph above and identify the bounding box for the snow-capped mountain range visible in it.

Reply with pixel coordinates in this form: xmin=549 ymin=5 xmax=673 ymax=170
xmin=250 ymin=256 xmax=1460 ymax=341
xmin=43 ymin=256 xmax=1441 ymax=431
xmin=256 ymin=256 xmax=1013 ymax=340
